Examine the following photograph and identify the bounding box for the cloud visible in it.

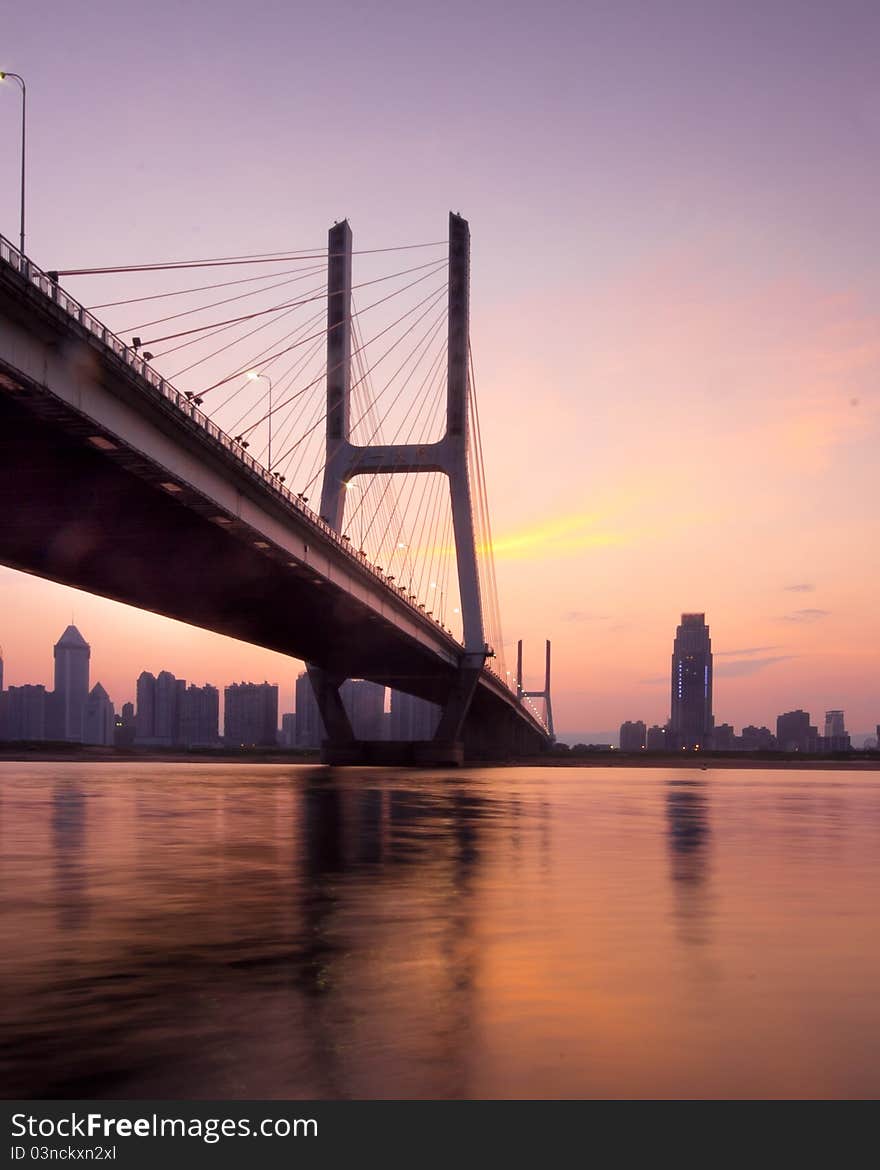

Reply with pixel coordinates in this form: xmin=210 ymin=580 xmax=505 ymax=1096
xmin=715 ymin=654 xmax=796 ymax=678
xmin=715 ymin=645 xmax=781 ymax=657
xmin=784 ymin=584 xmax=815 ymax=593
xmin=562 ymin=611 xmax=610 ymax=623
xmin=639 ymin=676 xmax=667 ymax=686
xmin=778 ymin=609 xmax=831 ymax=623
xmin=488 ymin=512 xmax=624 ymax=560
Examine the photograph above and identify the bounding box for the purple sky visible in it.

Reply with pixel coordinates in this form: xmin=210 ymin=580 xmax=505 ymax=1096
xmin=2 ymin=1 xmax=880 ymax=732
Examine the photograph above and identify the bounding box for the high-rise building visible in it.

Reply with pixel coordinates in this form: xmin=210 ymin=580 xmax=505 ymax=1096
xmin=0 ymin=651 xmax=6 ymax=740
xmin=280 ymin=712 xmax=297 ymax=747
xmin=646 ymin=724 xmax=667 ymax=750
xmin=155 ymin=671 xmax=184 ymax=744
xmin=115 ymin=701 xmax=136 ymax=747
xmin=135 ymin=670 xmax=185 ymax=745
xmin=776 ymin=710 xmax=816 ymax=753
xmin=294 ymin=671 xmax=323 ymax=748
xmin=5 ymin=684 xmax=48 ymax=741
xmin=740 ymin=725 xmax=774 ymax=750
xmin=389 ymin=689 xmax=441 ymax=741
xmin=135 ymin=672 xmax=156 ymax=743
xmin=824 ymin=710 xmax=846 ymax=738
xmin=341 ymin=679 xmax=386 ymax=739
xmin=619 ymin=720 xmax=647 ymax=751
xmin=52 ymin=625 xmax=90 ymax=741
xmin=669 ymin=613 xmax=713 ymax=750
xmin=224 ymin=682 xmax=278 ymax=746
xmin=179 ymin=684 xmax=220 ymax=747
xmin=82 ymin=683 xmax=115 ymax=746
xmin=712 ymin=722 xmax=736 ymax=749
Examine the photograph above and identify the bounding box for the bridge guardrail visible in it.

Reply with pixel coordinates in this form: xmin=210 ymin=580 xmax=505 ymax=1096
xmin=0 ymin=235 xmax=526 ymax=700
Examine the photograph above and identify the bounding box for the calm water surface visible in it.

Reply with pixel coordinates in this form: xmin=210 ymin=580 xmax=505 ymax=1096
xmin=1 ymin=762 xmax=879 ymax=1099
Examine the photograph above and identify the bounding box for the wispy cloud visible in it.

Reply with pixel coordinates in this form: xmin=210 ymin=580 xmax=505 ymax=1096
xmin=715 ymin=645 xmax=781 ymax=657
xmin=639 ymin=676 xmax=667 ymax=686
xmin=715 ymin=654 xmax=795 ymax=678
xmin=562 ymin=611 xmax=610 ymax=623
xmin=489 ymin=513 xmax=624 ymax=559
xmin=778 ymin=608 xmax=831 ymax=623
xmin=784 ymin=583 xmax=815 ymax=593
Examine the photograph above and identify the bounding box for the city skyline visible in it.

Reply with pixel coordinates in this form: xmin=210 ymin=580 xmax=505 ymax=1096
xmin=1 ymin=617 xmax=872 ymax=745
xmin=2 ymin=1 xmax=880 ymax=734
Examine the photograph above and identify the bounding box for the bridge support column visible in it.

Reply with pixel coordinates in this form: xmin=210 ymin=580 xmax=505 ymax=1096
xmin=306 ymin=664 xmax=358 ymax=763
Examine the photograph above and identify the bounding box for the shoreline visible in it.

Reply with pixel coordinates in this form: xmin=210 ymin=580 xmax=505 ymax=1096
xmin=1 ymin=746 xmax=879 ymax=770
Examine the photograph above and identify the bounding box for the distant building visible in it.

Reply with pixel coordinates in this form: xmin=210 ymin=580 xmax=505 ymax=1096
xmin=5 ymin=684 xmax=48 ymax=741
xmin=293 ymin=674 xmax=388 ymax=744
xmin=0 ymin=653 xmax=6 ymax=739
xmin=669 ymin=613 xmax=713 ymax=749
xmin=776 ymin=710 xmax=816 ymax=753
xmin=136 ymin=669 xmax=185 ymax=745
xmin=179 ymin=683 xmax=219 ymax=747
xmin=389 ymin=689 xmax=440 ymax=741
xmin=824 ymin=710 xmax=846 ymax=738
xmin=52 ymin=625 xmax=90 ymax=741
xmin=135 ymin=672 xmax=157 ymax=743
xmin=739 ymin=725 xmax=775 ymax=751
xmin=712 ymin=722 xmax=736 ymax=750
xmin=295 ymin=671 xmax=323 ymax=748
xmin=646 ymin=724 xmax=667 ymax=750
xmin=155 ymin=671 xmax=185 ymax=744
xmin=280 ymin=712 xmax=296 ymax=747
xmin=83 ymin=683 xmax=115 ymax=746
xmin=224 ymin=682 xmax=278 ymax=746
xmin=340 ymin=679 xmax=385 ymax=739
xmin=115 ymin=701 xmax=136 ymax=747
xmin=619 ymin=720 xmax=647 ymax=751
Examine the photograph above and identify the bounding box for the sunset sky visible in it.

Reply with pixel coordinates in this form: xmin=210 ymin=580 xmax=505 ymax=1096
xmin=2 ymin=0 xmax=879 ymax=734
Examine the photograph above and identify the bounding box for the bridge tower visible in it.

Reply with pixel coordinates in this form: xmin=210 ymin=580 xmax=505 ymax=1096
xmin=516 ymin=639 xmax=555 ymax=741
xmin=308 ymin=213 xmax=487 ymax=763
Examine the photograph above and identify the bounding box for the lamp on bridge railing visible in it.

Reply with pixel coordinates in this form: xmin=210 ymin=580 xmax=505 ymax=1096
xmin=246 ymin=370 xmax=274 ymax=470
xmin=184 ymin=391 xmax=203 ymax=406
xmin=234 ymin=434 xmax=250 ymax=449
xmin=0 ymin=71 xmax=26 ymax=256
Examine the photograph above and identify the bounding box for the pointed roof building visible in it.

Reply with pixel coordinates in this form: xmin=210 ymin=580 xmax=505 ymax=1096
xmin=55 ymin=625 xmax=90 ymax=650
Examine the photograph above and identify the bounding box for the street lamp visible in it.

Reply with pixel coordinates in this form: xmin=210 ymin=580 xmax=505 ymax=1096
xmin=247 ymin=369 xmax=274 ymax=471
xmin=0 ymin=71 xmax=26 ymax=256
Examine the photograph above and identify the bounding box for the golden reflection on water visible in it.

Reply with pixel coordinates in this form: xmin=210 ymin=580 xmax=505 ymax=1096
xmin=1 ymin=763 xmax=879 ymax=1099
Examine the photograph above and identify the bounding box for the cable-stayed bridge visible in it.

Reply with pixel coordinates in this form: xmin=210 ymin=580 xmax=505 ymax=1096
xmin=0 ymin=215 xmax=551 ymax=762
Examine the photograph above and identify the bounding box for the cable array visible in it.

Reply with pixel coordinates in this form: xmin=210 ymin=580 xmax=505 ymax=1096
xmin=58 ymin=232 xmax=508 ymax=665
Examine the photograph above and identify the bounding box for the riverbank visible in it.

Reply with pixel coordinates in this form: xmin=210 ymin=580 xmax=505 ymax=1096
xmin=1 ymin=744 xmax=880 ymax=769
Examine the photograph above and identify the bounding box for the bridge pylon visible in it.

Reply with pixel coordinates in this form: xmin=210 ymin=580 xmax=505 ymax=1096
xmin=311 ymin=213 xmax=488 ymax=764
xmin=516 ymin=639 xmax=555 ymax=741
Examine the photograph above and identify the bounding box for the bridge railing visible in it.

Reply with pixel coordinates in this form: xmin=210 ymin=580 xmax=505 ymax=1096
xmin=0 ymin=234 xmax=523 ymax=697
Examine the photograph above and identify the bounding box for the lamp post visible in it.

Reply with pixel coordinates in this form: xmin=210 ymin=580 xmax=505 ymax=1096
xmin=0 ymin=71 xmax=26 ymax=256
xmin=247 ymin=370 xmax=274 ymax=471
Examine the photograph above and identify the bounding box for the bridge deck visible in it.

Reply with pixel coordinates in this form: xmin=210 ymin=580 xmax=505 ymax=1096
xmin=0 ymin=237 xmax=548 ymax=750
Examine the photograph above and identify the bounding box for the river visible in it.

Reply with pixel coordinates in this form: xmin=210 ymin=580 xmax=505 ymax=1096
xmin=1 ymin=762 xmax=879 ymax=1098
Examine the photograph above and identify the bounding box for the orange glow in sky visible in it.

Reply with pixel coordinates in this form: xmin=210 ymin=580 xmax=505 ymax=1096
xmin=2 ymin=1 xmax=879 ymax=735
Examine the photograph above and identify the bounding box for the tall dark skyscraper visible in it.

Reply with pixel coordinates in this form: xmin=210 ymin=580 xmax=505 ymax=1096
xmin=669 ymin=613 xmax=713 ymax=750
xmin=52 ymin=625 xmax=90 ymax=742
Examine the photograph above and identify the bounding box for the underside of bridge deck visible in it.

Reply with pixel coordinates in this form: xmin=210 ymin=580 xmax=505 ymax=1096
xmin=0 ymin=379 xmax=547 ymax=760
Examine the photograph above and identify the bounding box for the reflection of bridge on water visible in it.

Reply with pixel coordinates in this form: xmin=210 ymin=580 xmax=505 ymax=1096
xmin=0 ymin=217 xmax=551 ymax=762
xmin=0 ymin=770 xmax=548 ymax=1099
